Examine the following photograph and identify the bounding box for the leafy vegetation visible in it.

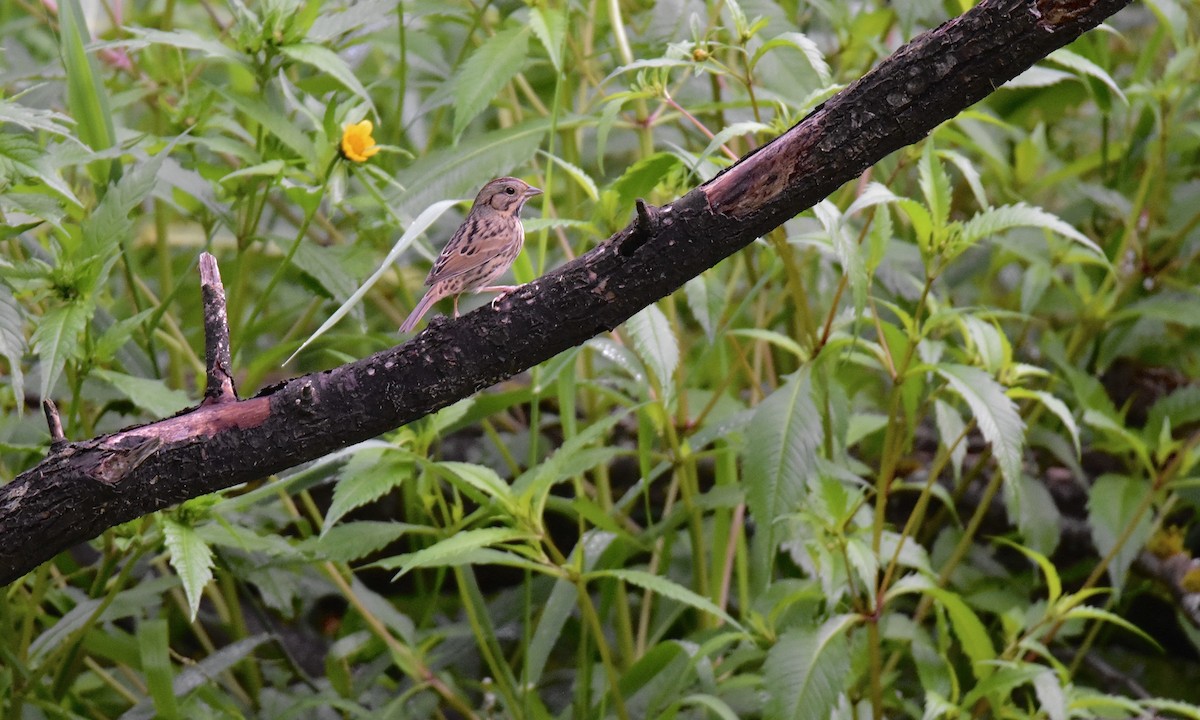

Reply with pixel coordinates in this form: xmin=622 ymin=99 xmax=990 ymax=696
xmin=2 ymin=0 xmax=1200 ymax=717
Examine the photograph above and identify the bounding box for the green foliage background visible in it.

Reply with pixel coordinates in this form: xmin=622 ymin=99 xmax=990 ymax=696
xmin=2 ymin=0 xmax=1200 ymax=717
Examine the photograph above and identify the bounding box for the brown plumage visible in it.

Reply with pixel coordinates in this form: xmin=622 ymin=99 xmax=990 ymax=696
xmin=399 ymin=177 xmax=542 ymax=333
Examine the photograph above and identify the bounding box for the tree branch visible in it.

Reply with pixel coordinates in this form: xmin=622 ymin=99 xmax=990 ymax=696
xmin=0 ymin=0 xmax=1132 ymax=585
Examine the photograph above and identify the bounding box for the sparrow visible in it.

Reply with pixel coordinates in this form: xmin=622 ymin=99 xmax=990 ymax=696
xmin=399 ymin=177 xmax=542 ymax=333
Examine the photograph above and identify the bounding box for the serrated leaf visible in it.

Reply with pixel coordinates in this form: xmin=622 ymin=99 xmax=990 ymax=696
xmin=934 ymin=399 xmax=967 ymax=479
xmin=1087 ymin=474 xmax=1153 ymax=598
xmin=589 ymin=569 xmax=744 ymax=631
xmin=513 ymin=411 xmax=628 ymax=498
xmin=625 ymin=304 xmax=678 ymax=404
xmin=389 ymin=527 xmax=532 ymax=577
xmin=745 ymin=367 xmax=823 ymax=589
xmin=0 ymin=284 xmax=25 ymax=413
xmin=78 ymin=147 xmax=169 ymax=292
xmin=123 ymin=26 xmax=242 ymax=61
xmin=452 ymin=26 xmax=530 ymax=139
xmin=279 ymin=43 xmax=375 ymax=110
xmin=324 ymin=448 xmax=413 ymax=531
xmin=435 ymin=461 xmax=514 ymax=508
xmin=313 ymin=521 xmax=415 ymax=562
xmin=697 ymin=121 xmax=770 ymax=164
xmin=529 ymin=6 xmax=565 ymax=71
xmin=0 ymin=133 xmax=80 ymax=207
xmin=539 ymin=151 xmax=598 ymax=201
xmin=764 ymin=615 xmax=855 ymax=720
xmin=162 ymin=519 xmax=215 ymax=622
xmin=1010 ymin=388 xmax=1080 ymax=459
xmin=752 ymin=31 xmax=831 ymax=84
xmin=845 ymin=181 xmax=899 ymax=217
xmin=93 ymin=369 xmax=190 ymax=417
xmin=920 ymin=586 xmax=996 ymax=680
xmin=1048 ymin=48 xmax=1126 ymax=104
xmin=940 ymin=149 xmax=989 ymax=208
xmin=958 ymin=202 xmax=1106 ymax=259
xmin=0 ymin=96 xmax=75 ymax=137
xmin=1061 ymin=605 xmax=1159 ymax=649
xmin=216 ymin=87 xmax=317 ymax=164
xmin=938 ymin=364 xmax=1025 ymax=488
xmin=31 ymin=302 xmax=90 ymax=402
xmin=1005 ymin=65 xmax=1075 ymax=89
xmin=729 ymin=329 xmax=807 ymax=361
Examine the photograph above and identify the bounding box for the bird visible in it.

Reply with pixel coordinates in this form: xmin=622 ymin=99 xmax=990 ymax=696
xmin=399 ymin=177 xmax=542 ymax=333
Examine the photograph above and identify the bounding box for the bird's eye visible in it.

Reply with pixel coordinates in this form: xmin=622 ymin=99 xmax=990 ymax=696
xmin=505 ymin=186 xmax=516 ymax=195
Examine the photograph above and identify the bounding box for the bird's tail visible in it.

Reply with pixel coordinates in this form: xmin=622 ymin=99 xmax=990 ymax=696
xmin=399 ymin=289 xmax=440 ymax=333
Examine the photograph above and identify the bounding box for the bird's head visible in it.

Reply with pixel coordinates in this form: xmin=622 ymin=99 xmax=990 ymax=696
xmin=478 ymin=177 xmax=543 ymax=215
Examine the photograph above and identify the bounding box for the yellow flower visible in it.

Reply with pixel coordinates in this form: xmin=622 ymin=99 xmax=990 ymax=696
xmin=340 ymin=120 xmax=380 ymax=163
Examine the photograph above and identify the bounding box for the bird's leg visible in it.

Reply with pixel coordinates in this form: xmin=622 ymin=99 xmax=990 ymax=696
xmin=453 ymin=295 xmax=460 ymax=318
xmin=481 ymin=285 xmax=521 ymax=310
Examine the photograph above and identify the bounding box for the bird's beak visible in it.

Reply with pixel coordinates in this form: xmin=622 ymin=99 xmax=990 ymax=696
xmin=526 ymin=186 xmax=544 ymax=197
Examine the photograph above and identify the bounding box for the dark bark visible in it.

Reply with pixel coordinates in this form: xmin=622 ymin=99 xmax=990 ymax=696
xmin=0 ymin=0 xmax=1132 ymax=585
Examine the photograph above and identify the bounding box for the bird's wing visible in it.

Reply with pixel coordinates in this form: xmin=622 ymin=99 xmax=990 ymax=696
xmin=424 ymin=215 xmax=519 ymax=286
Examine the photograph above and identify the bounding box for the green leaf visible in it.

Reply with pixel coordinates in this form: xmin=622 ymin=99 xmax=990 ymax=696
xmin=452 ymin=26 xmax=530 ymax=139
xmin=934 ymin=399 xmax=967 ymax=478
xmin=388 ymin=527 xmax=533 ymax=577
xmin=512 ymin=410 xmax=628 ymax=501
xmin=529 ymin=6 xmax=566 ymax=71
xmin=58 ymin=0 xmax=118 ymax=182
xmin=588 ymin=569 xmax=744 ymax=631
xmin=434 ymin=461 xmax=515 ymax=509
xmin=1086 ymin=474 xmax=1153 ymax=598
xmin=938 ymin=364 xmax=1025 ymax=488
xmin=697 ymin=121 xmax=770 ymax=164
xmin=392 ymin=120 xmax=552 ymax=218
xmin=324 ymin=447 xmax=414 ymax=531
xmin=0 ymin=96 xmax=75 ymax=138
xmin=625 ymin=303 xmax=678 ymax=404
xmin=813 ymin=199 xmax=867 ymax=314
xmin=1009 ymin=388 xmax=1080 ymax=459
xmin=751 ymin=31 xmax=831 ymax=84
xmin=92 ymin=308 xmax=154 ymax=363
xmin=745 ymin=366 xmax=823 ymax=589
xmin=31 ymin=302 xmax=90 ymax=402
xmin=539 ymin=150 xmax=598 ymax=201
xmin=1060 ymin=605 xmax=1159 ymax=649
xmin=763 ymin=614 xmax=856 ymax=720
xmin=920 ymin=586 xmax=996 ymax=681
xmin=279 ymin=43 xmax=375 ymax=110
xmin=138 ymin=618 xmax=180 ymax=719
xmin=216 ymin=87 xmax=317 ymax=164
xmin=918 ymin=142 xmax=952 ymax=230
xmin=162 ymin=519 xmax=215 ymax=623
xmin=309 ymin=521 xmax=413 ymax=562
xmin=607 ymin=152 xmax=681 ymax=214
xmin=958 ymin=202 xmax=1106 ymax=260
xmin=1048 ymin=48 xmax=1126 ymax=104
xmin=0 ymin=133 xmax=80 ymax=207
xmin=993 ymin=537 xmax=1062 ymax=605
xmin=0 ymin=284 xmax=25 ymax=414
xmin=728 ymin=329 xmax=807 ymax=361
xmin=78 ymin=146 xmax=169 ymax=291
xmin=122 ymin=26 xmax=242 ymax=61
xmin=93 ymin=369 xmax=190 ymax=417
